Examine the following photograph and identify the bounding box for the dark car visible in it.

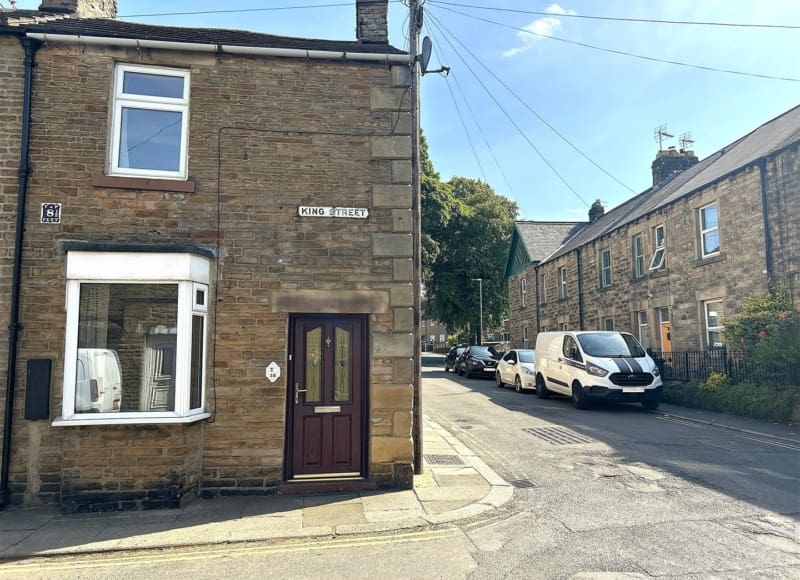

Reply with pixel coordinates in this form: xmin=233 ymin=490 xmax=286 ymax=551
xmin=444 ymin=346 xmax=466 ymax=373
xmin=456 ymin=345 xmax=500 ymax=379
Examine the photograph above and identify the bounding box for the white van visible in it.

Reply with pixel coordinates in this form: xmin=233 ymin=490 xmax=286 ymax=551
xmin=75 ymin=348 xmax=123 ymax=413
xmin=534 ymin=331 xmax=662 ymax=410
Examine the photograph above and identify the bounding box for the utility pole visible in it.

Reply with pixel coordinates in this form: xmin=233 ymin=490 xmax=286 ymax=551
xmin=471 ymin=278 xmax=483 ymax=346
xmin=409 ymin=0 xmax=424 ymax=475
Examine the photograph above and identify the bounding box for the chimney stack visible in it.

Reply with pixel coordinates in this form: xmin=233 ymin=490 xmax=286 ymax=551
xmin=651 ymin=146 xmax=699 ymax=186
xmin=356 ymin=0 xmax=388 ymax=44
xmin=38 ymin=0 xmax=117 ymax=18
xmin=589 ymin=199 xmax=605 ymax=223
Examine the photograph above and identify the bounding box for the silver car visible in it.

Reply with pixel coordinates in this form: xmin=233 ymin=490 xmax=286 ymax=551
xmin=495 ymin=349 xmax=536 ymax=393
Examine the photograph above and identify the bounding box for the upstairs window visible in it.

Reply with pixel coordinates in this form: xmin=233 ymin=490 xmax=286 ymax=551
xmin=110 ymin=64 xmax=190 ymax=180
xmin=650 ymin=224 xmax=666 ymax=270
xmin=540 ymin=272 xmax=547 ymax=305
xmin=699 ymin=203 xmax=720 ymax=258
xmin=600 ymin=249 xmax=612 ymax=288
xmin=632 ymin=234 xmax=645 ymax=278
xmin=521 ymin=277 xmax=527 ymax=308
xmin=559 ymin=267 xmax=567 ymax=299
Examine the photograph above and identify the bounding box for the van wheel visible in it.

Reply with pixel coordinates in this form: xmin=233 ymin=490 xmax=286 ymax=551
xmin=536 ymin=375 xmax=549 ymax=399
xmin=572 ymin=382 xmax=590 ymax=410
xmin=495 ymin=372 xmax=504 ymax=388
xmin=515 ymin=376 xmax=523 ymax=393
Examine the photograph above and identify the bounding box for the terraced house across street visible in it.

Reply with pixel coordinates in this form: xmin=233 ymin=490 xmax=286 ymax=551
xmin=505 ymin=106 xmax=800 ymax=353
xmin=0 ymin=0 xmax=422 ymax=512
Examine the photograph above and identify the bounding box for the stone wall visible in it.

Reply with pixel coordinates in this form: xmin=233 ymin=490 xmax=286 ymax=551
xmin=5 ymin=41 xmax=414 ymax=507
xmin=529 ymin=152 xmax=798 ymax=352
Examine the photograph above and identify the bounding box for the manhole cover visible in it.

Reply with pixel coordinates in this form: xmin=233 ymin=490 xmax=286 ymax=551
xmin=523 ymin=426 xmax=595 ymax=445
xmin=424 ymin=454 xmax=465 ymax=465
xmin=510 ymin=479 xmax=537 ymax=489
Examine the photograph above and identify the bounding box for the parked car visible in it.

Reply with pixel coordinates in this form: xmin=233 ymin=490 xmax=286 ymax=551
xmin=534 ymin=331 xmax=662 ymax=410
xmin=75 ymin=348 xmax=123 ymax=413
xmin=456 ymin=345 xmax=500 ymax=379
xmin=444 ymin=346 xmax=466 ymax=373
xmin=495 ymin=349 xmax=536 ymax=392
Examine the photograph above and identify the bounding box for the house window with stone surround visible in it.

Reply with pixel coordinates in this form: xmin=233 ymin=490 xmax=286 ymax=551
xmin=704 ymin=300 xmax=724 ymax=348
xmin=600 ymin=249 xmax=612 ymax=288
xmin=699 ymin=203 xmax=720 ymax=258
xmin=110 ymin=64 xmax=190 ymax=180
xmin=559 ymin=267 xmax=568 ymax=299
xmin=56 ymin=251 xmax=211 ymax=426
xmin=521 ymin=277 xmax=527 ymax=307
xmin=632 ymin=233 xmax=644 ymax=278
xmin=650 ymin=225 xmax=666 ymax=270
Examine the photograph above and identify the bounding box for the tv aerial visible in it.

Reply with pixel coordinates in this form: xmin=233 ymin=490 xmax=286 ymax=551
xmin=654 ymin=124 xmax=674 ymax=150
xmin=419 ymin=36 xmax=450 ymax=76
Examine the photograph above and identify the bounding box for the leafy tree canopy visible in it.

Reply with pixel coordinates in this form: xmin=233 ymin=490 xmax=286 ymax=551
xmin=420 ymin=133 xmax=518 ymax=341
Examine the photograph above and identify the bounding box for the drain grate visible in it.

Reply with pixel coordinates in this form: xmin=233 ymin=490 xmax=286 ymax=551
xmin=424 ymin=454 xmax=465 ymax=465
xmin=523 ymin=426 xmax=595 ymax=445
xmin=510 ymin=478 xmax=537 ymax=489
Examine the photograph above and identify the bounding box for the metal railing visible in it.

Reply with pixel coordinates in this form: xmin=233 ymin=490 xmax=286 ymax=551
xmin=650 ymin=348 xmax=800 ymax=386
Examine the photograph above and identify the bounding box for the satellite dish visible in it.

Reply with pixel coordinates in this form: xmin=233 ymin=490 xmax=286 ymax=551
xmin=420 ymin=36 xmax=432 ymax=74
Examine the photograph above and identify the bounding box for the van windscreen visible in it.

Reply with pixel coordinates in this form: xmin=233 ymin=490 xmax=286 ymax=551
xmin=577 ymin=333 xmax=646 ymax=358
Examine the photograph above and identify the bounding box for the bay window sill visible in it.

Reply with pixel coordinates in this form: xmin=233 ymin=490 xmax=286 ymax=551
xmin=52 ymin=412 xmax=211 ymax=427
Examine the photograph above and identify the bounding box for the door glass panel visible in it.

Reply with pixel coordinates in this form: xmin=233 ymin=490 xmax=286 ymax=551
xmin=334 ymin=327 xmax=351 ymax=402
xmin=305 ymin=327 xmax=322 ymax=403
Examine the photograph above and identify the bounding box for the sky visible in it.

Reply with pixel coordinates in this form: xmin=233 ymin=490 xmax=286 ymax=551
xmin=10 ymin=0 xmax=800 ymax=221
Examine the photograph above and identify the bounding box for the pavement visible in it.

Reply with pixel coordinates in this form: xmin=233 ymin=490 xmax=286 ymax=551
xmin=0 ymin=414 xmax=513 ymax=560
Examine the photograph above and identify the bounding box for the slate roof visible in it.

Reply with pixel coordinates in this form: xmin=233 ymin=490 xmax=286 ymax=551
xmin=517 ymin=222 xmax=585 ymax=263
xmin=542 ymin=104 xmax=800 ymax=264
xmin=0 ymin=10 xmax=406 ymax=55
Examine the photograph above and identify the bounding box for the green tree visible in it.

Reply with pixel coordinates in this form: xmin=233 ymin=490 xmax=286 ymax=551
xmin=423 ymin=172 xmax=517 ymax=343
xmin=724 ymin=284 xmax=800 ymax=376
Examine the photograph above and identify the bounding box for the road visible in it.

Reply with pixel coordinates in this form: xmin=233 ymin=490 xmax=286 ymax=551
xmin=4 ymin=356 xmax=799 ymax=579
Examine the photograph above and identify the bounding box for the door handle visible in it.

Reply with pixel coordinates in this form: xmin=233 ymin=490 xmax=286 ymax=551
xmin=295 ymin=382 xmax=308 ymax=405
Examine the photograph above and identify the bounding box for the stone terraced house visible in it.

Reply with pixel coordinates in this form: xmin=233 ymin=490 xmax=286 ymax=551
xmin=0 ymin=0 xmax=421 ymax=512
xmin=505 ymin=106 xmax=800 ymax=353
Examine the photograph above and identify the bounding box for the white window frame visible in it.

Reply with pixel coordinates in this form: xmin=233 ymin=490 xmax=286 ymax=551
xmin=521 ymin=277 xmax=527 ymax=308
xmin=110 ymin=64 xmax=190 ymax=180
xmin=600 ymin=249 xmax=612 ymax=288
xmin=699 ymin=203 xmax=720 ymax=258
xmin=705 ymin=299 xmax=724 ymax=348
xmin=559 ymin=267 xmax=567 ymax=299
xmin=540 ymin=272 xmax=547 ymax=305
xmin=632 ymin=233 xmax=644 ymax=278
xmin=55 ymin=251 xmax=211 ymax=426
xmin=602 ymin=316 xmax=614 ymax=331
xmin=636 ymin=310 xmax=650 ymax=349
xmin=523 ymin=326 xmax=529 ymax=349
xmin=650 ymin=224 xmax=666 ymax=270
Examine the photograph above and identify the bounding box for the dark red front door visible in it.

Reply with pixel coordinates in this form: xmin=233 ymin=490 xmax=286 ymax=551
xmin=288 ymin=315 xmax=366 ymax=479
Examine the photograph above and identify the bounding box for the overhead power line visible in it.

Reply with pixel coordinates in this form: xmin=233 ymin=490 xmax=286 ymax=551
xmin=428 ymin=10 xmax=636 ymax=197
xmin=428 ymin=13 xmax=589 ymax=207
xmin=427 ymin=1 xmax=800 ymax=30
xmin=433 ymin=5 xmax=800 ymax=83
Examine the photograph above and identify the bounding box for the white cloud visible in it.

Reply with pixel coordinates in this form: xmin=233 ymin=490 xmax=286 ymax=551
xmin=503 ymin=4 xmax=576 ymax=58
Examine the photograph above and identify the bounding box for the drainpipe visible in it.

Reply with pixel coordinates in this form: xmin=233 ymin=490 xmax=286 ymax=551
xmin=576 ymin=248 xmax=584 ymax=330
xmin=1 ymin=37 xmax=38 ymax=509
xmin=758 ymin=158 xmax=773 ymax=284
xmin=534 ymin=266 xmax=541 ymax=333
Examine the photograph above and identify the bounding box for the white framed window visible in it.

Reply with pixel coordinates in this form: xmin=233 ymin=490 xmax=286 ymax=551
xmin=559 ymin=322 xmax=568 ymax=331
xmin=110 ymin=64 xmax=190 ymax=180
xmin=600 ymin=249 xmax=612 ymax=288
xmin=632 ymin=234 xmax=644 ymax=278
xmin=521 ymin=277 xmax=527 ymax=308
xmin=636 ymin=310 xmax=650 ymax=349
xmin=704 ymin=299 xmax=724 ymax=348
xmin=699 ymin=203 xmax=720 ymax=258
xmin=601 ymin=316 xmax=614 ymax=331
xmin=56 ymin=251 xmax=211 ymax=426
xmin=650 ymin=224 xmax=666 ymax=270
xmin=523 ymin=326 xmax=529 ymax=349
xmin=540 ymin=272 xmax=547 ymax=305
xmin=559 ymin=267 xmax=567 ymax=299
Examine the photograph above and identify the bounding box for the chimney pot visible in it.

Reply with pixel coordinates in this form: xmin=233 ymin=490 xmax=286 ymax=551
xmin=589 ymin=199 xmax=605 ymax=223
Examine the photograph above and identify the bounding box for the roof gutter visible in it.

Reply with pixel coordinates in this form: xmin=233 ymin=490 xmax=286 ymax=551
xmin=25 ymin=33 xmax=409 ymax=63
